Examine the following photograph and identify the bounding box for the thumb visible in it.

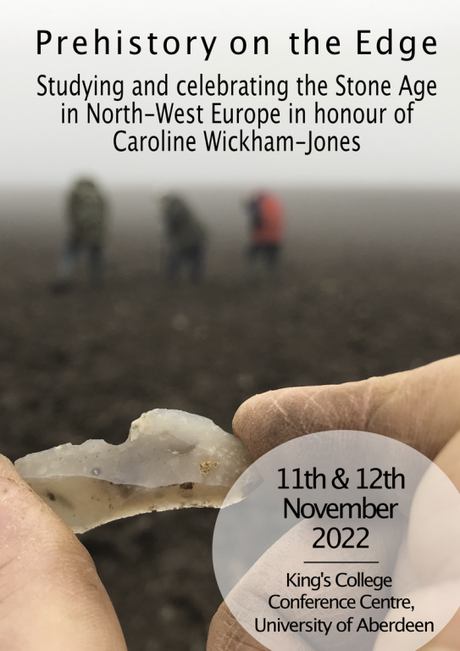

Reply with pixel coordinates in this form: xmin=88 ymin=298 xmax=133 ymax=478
xmin=0 ymin=454 xmax=127 ymax=651
xmin=415 ymin=430 xmax=460 ymax=651
xmin=207 ymin=602 xmax=271 ymax=651
xmin=232 ymin=355 xmax=460 ymax=461
xmin=208 ymin=356 xmax=460 ymax=651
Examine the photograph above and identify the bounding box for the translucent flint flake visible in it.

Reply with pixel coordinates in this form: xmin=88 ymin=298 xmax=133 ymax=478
xmin=15 ymin=409 xmax=254 ymax=534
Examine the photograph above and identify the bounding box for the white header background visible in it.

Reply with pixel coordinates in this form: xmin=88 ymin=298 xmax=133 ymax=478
xmin=1 ymin=0 xmax=459 ymax=188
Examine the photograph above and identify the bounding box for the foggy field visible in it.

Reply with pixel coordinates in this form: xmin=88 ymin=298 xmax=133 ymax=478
xmin=1 ymin=186 xmax=460 ymax=650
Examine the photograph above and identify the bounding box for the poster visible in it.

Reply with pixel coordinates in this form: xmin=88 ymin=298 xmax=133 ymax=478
xmin=1 ymin=1 xmax=459 ymax=650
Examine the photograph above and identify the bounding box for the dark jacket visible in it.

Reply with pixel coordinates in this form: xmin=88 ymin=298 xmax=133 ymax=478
xmin=162 ymin=196 xmax=206 ymax=252
xmin=68 ymin=179 xmax=106 ymax=246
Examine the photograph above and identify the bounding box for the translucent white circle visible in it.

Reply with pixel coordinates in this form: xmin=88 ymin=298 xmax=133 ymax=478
xmin=212 ymin=431 xmax=460 ymax=651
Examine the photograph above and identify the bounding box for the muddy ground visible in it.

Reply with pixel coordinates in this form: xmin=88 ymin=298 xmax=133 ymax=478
xmin=1 ymin=186 xmax=460 ymax=650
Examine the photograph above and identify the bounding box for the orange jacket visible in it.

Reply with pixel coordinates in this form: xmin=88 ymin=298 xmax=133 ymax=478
xmin=251 ymin=194 xmax=283 ymax=245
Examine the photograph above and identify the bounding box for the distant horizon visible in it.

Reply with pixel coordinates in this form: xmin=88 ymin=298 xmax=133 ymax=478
xmin=1 ymin=186 xmax=459 ymax=256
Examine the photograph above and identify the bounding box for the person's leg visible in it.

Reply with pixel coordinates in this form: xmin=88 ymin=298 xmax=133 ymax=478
xmin=265 ymin=245 xmax=280 ymax=277
xmin=60 ymin=240 xmax=80 ymax=281
xmin=189 ymin=245 xmax=204 ymax=284
xmin=88 ymin=245 xmax=103 ymax=283
xmin=166 ymin=249 xmax=182 ymax=282
xmin=246 ymin=243 xmax=259 ymax=280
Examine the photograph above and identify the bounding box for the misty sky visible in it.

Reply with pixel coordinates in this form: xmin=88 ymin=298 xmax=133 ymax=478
xmin=1 ymin=0 xmax=460 ymax=189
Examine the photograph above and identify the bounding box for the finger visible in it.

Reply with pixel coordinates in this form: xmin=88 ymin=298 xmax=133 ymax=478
xmin=233 ymin=355 xmax=460 ymax=460
xmin=387 ymin=431 xmax=460 ymax=651
xmin=416 ymin=430 xmax=460 ymax=651
xmin=434 ymin=429 xmax=460 ymax=490
xmin=213 ymin=371 xmax=407 ymax=651
xmin=207 ymin=602 xmax=271 ymax=651
xmin=224 ymin=356 xmax=460 ymax=651
xmin=0 ymin=454 xmax=127 ymax=651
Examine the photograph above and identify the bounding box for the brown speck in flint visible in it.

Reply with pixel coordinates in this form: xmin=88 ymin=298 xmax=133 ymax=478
xmin=180 ymin=482 xmax=194 ymax=490
xmin=199 ymin=460 xmax=218 ymax=476
xmin=47 ymin=492 xmax=56 ymax=502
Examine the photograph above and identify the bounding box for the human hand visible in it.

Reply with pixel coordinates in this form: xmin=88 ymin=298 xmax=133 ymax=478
xmin=0 ymin=456 xmax=127 ymax=651
xmin=2 ymin=355 xmax=459 ymax=651
xmin=207 ymin=355 xmax=460 ymax=651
